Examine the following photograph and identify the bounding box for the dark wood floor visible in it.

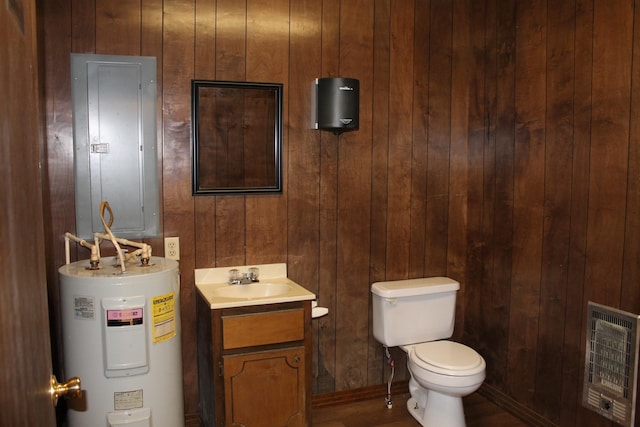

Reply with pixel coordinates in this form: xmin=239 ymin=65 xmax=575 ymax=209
xmin=312 ymin=392 xmax=530 ymax=427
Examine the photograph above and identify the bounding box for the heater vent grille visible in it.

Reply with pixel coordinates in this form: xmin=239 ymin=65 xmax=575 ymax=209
xmin=582 ymin=302 xmax=640 ymax=426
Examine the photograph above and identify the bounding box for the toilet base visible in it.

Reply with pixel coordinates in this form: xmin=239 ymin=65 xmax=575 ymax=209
xmin=407 ymin=391 xmax=466 ymax=427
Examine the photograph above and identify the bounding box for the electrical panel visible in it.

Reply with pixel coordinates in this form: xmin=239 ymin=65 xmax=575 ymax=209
xmin=71 ymin=54 xmax=159 ymax=239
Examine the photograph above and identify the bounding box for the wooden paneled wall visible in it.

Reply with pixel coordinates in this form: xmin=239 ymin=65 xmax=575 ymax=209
xmin=40 ymin=0 xmax=640 ymax=425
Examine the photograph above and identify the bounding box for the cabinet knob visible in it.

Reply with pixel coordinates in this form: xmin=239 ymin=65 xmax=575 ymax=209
xmin=294 ymin=356 xmax=300 ymax=363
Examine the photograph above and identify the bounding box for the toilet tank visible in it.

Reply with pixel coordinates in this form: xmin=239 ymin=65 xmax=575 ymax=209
xmin=371 ymin=277 xmax=460 ymax=347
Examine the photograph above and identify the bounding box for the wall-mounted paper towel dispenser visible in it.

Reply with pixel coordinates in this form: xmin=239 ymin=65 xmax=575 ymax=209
xmin=314 ymin=77 xmax=359 ymax=135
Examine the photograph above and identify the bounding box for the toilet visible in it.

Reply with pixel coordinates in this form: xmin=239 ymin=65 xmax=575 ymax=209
xmin=371 ymin=277 xmax=486 ymax=427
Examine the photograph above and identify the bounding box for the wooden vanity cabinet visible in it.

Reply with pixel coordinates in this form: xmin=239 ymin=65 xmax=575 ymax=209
xmin=197 ymin=294 xmax=312 ymax=427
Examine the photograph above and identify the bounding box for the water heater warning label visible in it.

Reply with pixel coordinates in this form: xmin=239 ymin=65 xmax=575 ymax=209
xmin=152 ymin=292 xmax=176 ymax=343
xmin=114 ymin=389 xmax=143 ymax=410
xmin=73 ymin=295 xmax=95 ymax=320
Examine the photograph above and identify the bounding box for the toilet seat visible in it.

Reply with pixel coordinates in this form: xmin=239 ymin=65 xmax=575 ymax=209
xmin=410 ymin=341 xmax=484 ymax=376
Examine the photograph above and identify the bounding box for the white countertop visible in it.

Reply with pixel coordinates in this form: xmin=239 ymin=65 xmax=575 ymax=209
xmin=195 ymin=263 xmax=316 ymax=309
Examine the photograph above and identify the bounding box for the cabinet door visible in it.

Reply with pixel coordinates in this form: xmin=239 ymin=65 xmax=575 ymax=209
xmin=223 ymin=347 xmax=305 ymax=427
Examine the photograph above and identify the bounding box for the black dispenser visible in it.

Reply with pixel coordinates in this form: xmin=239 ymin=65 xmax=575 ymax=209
xmin=315 ymin=77 xmax=359 ymax=134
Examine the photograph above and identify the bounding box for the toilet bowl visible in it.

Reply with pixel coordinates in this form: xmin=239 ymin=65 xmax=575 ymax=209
xmin=371 ymin=277 xmax=486 ymax=427
xmin=403 ymin=341 xmax=486 ymax=427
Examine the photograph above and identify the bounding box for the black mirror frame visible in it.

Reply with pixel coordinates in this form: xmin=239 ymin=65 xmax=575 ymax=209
xmin=191 ymin=80 xmax=283 ymax=195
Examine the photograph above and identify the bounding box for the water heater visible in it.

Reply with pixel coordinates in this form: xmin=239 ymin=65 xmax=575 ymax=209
xmin=59 ymin=256 xmax=184 ymax=427
xmin=315 ymin=77 xmax=359 ymax=134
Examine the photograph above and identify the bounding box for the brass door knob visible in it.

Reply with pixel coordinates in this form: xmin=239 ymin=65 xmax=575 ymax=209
xmin=50 ymin=375 xmax=82 ymax=407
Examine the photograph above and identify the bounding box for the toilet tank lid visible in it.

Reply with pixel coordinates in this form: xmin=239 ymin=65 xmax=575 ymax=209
xmin=371 ymin=277 xmax=459 ymax=298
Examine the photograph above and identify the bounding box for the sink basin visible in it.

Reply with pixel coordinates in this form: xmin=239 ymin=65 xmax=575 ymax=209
xmin=211 ymin=282 xmax=293 ymax=299
xmin=195 ymin=264 xmax=316 ymax=309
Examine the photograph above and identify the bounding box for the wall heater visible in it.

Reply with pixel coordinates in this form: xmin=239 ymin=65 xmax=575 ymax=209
xmin=582 ymin=301 xmax=640 ymax=426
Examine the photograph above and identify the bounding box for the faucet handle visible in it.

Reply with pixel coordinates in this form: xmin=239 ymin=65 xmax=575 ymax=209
xmin=248 ymin=267 xmax=259 ymax=282
xmin=228 ymin=269 xmax=241 ymax=284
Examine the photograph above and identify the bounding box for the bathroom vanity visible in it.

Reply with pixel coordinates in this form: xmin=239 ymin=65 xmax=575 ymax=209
xmin=195 ymin=264 xmax=315 ymax=427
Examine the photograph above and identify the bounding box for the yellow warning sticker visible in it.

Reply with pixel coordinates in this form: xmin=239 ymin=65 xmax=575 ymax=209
xmin=152 ymin=292 xmax=176 ymax=343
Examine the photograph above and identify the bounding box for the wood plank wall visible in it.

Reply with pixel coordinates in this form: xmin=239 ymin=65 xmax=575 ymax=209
xmin=39 ymin=0 xmax=640 ymax=425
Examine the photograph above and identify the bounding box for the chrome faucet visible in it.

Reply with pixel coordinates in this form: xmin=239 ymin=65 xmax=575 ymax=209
xmin=228 ymin=267 xmax=259 ymax=285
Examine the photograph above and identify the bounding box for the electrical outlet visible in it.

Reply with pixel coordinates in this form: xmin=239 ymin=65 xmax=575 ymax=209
xmin=164 ymin=237 xmax=180 ymax=260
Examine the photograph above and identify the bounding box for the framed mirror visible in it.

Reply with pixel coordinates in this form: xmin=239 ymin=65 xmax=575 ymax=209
xmin=191 ymin=80 xmax=283 ymax=195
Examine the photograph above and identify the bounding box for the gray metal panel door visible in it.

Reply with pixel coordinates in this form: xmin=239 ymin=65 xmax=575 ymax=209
xmin=72 ymin=54 xmax=159 ymax=239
